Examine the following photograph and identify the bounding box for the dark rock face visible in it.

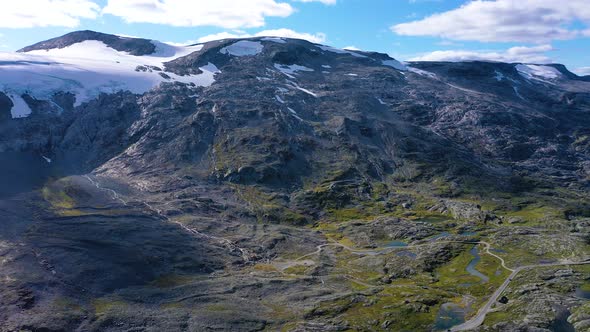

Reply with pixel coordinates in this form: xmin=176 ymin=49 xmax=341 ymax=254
xmin=0 ymin=91 xmax=141 ymax=175
xmin=18 ymin=30 xmax=156 ymax=56
xmin=0 ymin=92 xmax=13 ymax=121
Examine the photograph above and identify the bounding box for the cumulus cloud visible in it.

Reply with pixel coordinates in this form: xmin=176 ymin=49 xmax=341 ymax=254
xmin=103 ymin=0 xmax=294 ymax=29
xmin=193 ymin=28 xmax=327 ymax=43
xmin=0 ymin=0 xmax=99 ymax=28
xmin=409 ymin=44 xmax=554 ymax=64
xmin=392 ymin=0 xmax=590 ymax=43
xmin=343 ymin=46 xmax=360 ymax=51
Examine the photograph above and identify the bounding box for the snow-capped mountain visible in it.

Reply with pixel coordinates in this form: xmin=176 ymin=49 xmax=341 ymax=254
xmin=1 ymin=31 xmax=590 ymax=332
xmin=0 ymin=31 xmax=220 ymax=118
xmin=1 ymin=30 xmax=581 ymax=121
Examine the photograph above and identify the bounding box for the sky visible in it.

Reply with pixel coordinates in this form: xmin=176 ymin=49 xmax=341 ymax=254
xmin=0 ymin=0 xmax=589 ymax=75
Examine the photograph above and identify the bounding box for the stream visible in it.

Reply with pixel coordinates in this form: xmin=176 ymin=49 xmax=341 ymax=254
xmin=466 ymin=246 xmax=489 ymax=283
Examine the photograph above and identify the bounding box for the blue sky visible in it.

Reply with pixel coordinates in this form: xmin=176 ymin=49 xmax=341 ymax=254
xmin=0 ymin=0 xmax=589 ymax=75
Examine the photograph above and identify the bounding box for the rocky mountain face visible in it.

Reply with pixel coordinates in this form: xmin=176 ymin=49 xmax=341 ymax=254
xmin=0 ymin=32 xmax=589 ymax=332
xmin=18 ymin=30 xmax=157 ymax=56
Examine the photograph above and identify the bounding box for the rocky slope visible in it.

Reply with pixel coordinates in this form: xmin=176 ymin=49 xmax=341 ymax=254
xmin=18 ymin=30 xmax=157 ymax=56
xmin=0 ymin=31 xmax=589 ymax=332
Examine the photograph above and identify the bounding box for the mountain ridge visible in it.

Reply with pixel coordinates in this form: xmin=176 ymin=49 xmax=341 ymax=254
xmin=17 ymin=30 xmax=157 ymax=56
xmin=15 ymin=30 xmax=588 ymax=79
xmin=0 ymin=30 xmax=589 ymax=332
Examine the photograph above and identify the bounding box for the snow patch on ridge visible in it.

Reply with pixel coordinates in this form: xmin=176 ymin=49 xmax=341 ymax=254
xmin=516 ymin=64 xmax=562 ymax=83
xmin=287 ymin=81 xmax=317 ymax=97
xmin=274 ymin=64 xmax=314 ymax=78
xmin=220 ymin=41 xmax=264 ymax=56
xmin=407 ymin=67 xmax=437 ymax=78
xmin=8 ymin=94 xmax=32 ymax=118
xmin=0 ymin=40 xmax=213 ymax=108
xmin=382 ymin=59 xmax=407 ymax=71
xmin=287 ymin=107 xmax=303 ymax=121
xmin=316 ymin=45 xmax=366 ymax=58
xmin=261 ymin=37 xmax=286 ymax=44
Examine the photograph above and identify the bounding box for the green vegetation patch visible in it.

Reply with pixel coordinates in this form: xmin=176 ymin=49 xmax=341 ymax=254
xmin=92 ymin=298 xmax=128 ymax=316
xmin=151 ymin=274 xmax=196 ymax=288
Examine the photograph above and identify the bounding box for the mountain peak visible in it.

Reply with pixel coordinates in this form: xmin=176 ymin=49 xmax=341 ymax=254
xmin=18 ymin=30 xmax=157 ymax=56
xmin=2 ymin=28 xmax=590 ymax=332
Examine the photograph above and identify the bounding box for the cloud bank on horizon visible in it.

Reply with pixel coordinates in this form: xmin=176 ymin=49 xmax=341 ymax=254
xmin=393 ymin=0 xmax=590 ymax=43
xmin=393 ymin=0 xmax=590 ymax=71
xmin=409 ymin=45 xmax=554 ymax=64
xmin=0 ymin=0 xmax=588 ymax=73
xmin=190 ymin=29 xmax=327 ymax=44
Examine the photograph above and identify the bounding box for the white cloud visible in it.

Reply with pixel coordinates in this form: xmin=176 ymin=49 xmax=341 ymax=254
xmin=193 ymin=32 xmax=246 ymax=43
xmin=256 ymin=29 xmax=326 ymax=43
xmin=409 ymin=44 xmax=554 ymax=64
xmin=193 ymin=28 xmax=326 ymax=44
xmin=392 ymin=0 xmax=590 ymax=43
xmin=103 ymin=0 xmax=294 ymax=29
xmin=0 ymin=0 xmax=99 ymax=28
xmin=294 ymin=0 xmax=336 ymax=4
xmin=574 ymin=67 xmax=590 ymax=76
xmin=343 ymin=46 xmax=360 ymax=51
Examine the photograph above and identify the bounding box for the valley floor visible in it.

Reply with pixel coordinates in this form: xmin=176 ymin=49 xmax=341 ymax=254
xmin=2 ymin=174 xmax=588 ymax=332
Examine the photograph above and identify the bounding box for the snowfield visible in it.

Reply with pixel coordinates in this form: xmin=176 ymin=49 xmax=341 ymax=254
xmin=3 ymin=34 xmax=560 ymax=124
xmin=7 ymin=93 xmax=32 ymax=119
xmin=516 ymin=64 xmax=562 ymax=82
xmin=0 ymin=40 xmax=218 ymax=116
xmin=407 ymin=66 xmax=437 ymax=78
xmin=260 ymin=37 xmax=286 ymax=44
xmin=316 ymin=45 xmax=366 ymax=58
xmin=382 ymin=59 xmax=408 ymax=71
xmin=274 ymin=64 xmax=314 ymax=78
xmin=220 ymin=41 xmax=264 ymax=56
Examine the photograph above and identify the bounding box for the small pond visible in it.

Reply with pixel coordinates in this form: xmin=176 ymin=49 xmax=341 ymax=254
xmin=435 ymin=302 xmax=468 ymax=331
xmin=386 ymin=240 xmax=408 ymax=248
xmin=575 ymin=286 xmax=590 ymax=300
xmin=550 ymin=307 xmax=575 ymax=332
